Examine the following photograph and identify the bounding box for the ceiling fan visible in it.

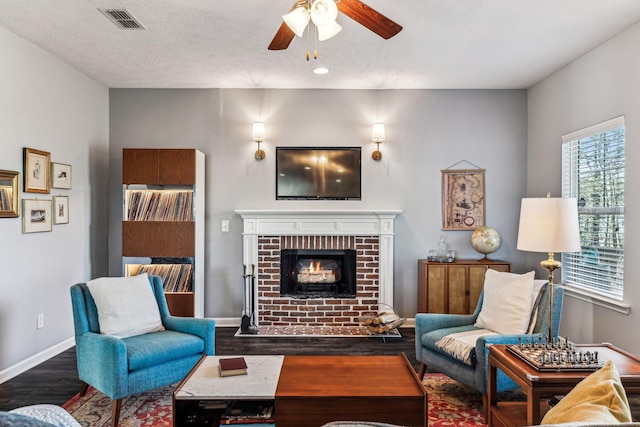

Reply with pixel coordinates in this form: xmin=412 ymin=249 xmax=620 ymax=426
xmin=268 ymin=0 xmax=403 ymax=51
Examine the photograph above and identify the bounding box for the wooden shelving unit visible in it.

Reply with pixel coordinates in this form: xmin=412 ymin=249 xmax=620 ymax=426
xmin=122 ymin=148 xmax=204 ymax=317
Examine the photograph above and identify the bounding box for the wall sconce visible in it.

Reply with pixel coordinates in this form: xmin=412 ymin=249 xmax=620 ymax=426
xmin=371 ymin=123 xmax=385 ymax=161
xmin=252 ymin=122 xmax=266 ymax=160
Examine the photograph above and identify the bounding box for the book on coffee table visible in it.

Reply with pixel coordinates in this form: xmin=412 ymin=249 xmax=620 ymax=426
xmin=218 ymin=357 xmax=248 ymax=377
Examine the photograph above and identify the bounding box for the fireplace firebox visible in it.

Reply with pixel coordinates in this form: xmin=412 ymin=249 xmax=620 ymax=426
xmin=280 ymin=249 xmax=357 ymax=298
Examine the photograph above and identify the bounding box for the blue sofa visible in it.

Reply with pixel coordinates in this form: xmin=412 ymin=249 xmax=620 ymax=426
xmin=70 ymin=275 xmax=215 ymax=427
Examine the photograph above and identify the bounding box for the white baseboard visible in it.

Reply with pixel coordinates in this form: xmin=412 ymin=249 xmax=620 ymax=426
xmin=401 ymin=318 xmax=415 ymax=328
xmin=213 ymin=317 xmax=242 ymax=327
xmin=0 ymin=337 xmax=76 ymax=384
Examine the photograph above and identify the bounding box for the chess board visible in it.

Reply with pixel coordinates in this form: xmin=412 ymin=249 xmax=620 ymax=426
xmin=506 ymin=343 xmax=604 ymax=372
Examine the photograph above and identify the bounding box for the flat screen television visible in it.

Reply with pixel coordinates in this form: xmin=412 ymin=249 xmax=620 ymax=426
xmin=276 ymin=147 xmax=361 ymax=200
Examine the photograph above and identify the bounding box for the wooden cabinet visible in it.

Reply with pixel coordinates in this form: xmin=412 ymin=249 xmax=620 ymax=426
xmin=122 ymin=148 xmax=204 ymax=317
xmin=417 ymin=259 xmax=510 ymax=314
xmin=123 ymin=148 xmax=197 ymax=185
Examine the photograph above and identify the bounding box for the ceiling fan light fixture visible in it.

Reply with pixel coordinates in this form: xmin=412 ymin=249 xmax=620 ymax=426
xmin=283 ymin=5 xmax=310 ymax=38
xmin=269 ymin=0 xmax=402 ymax=51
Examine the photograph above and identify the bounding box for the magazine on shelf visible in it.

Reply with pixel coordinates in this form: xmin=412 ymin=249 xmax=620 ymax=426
xmin=219 ymin=400 xmax=274 ymax=425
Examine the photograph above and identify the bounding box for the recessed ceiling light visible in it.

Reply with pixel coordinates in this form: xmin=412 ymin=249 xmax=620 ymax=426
xmin=313 ymin=67 xmax=329 ymax=75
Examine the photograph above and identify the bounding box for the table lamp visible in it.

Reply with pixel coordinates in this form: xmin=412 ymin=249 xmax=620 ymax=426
xmin=517 ymin=194 xmax=581 ymax=341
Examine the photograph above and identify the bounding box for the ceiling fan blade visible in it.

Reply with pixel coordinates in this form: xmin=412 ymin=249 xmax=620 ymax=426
xmin=337 ymin=0 xmax=402 ymax=39
xmin=268 ymin=21 xmax=296 ymax=50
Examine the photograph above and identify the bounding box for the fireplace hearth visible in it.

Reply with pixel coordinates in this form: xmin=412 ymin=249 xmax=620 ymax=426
xmin=280 ymin=249 xmax=356 ymax=298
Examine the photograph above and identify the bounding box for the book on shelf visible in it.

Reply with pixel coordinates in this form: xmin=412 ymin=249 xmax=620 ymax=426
xmin=218 ymin=357 xmax=248 ymax=377
xmin=219 ymin=400 xmax=274 ymax=425
xmin=199 ymin=401 xmax=228 ymax=411
xmin=135 ymin=263 xmax=193 ymax=293
xmin=125 ymin=189 xmax=194 ymax=221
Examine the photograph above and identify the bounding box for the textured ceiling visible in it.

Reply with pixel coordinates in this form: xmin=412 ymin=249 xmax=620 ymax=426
xmin=1 ymin=1 xmax=640 ymax=89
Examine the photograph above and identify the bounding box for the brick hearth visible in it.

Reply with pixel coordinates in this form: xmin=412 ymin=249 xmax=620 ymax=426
xmin=257 ymin=235 xmax=380 ymax=326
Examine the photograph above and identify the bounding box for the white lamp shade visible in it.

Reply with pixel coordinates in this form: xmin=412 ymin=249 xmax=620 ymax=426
xmin=251 ymin=122 xmax=265 ymax=141
xmin=371 ymin=123 xmax=385 ymax=142
xmin=283 ymin=6 xmax=310 ymax=38
xmin=317 ymin=20 xmax=342 ymax=41
xmin=517 ymin=197 xmax=581 ymax=253
xmin=310 ymin=0 xmax=338 ymax=27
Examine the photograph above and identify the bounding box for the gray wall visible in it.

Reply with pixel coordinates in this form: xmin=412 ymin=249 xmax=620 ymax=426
xmin=0 ymin=26 xmax=109 ymax=374
xmin=528 ymin=21 xmax=640 ymax=353
xmin=109 ymin=88 xmax=528 ymax=321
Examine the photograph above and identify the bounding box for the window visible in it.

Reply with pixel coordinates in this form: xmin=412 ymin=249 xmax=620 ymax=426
xmin=561 ymin=116 xmax=625 ymax=300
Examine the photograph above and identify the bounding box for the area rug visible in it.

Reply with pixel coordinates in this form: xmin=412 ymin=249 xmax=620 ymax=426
xmin=424 ymin=373 xmax=486 ymax=426
xmin=63 ymin=385 xmax=174 ymax=427
xmin=63 ymin=374 xmax=485 ymax=426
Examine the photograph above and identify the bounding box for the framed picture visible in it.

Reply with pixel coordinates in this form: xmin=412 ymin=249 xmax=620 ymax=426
xmin=22 ymin=199 xmax=52 ymax=233
xmin=51 ymin=163 xmax=72 ymax=189
xmin=23 ymin=147 xmax=51 ymax=193
xmin=53 ymin=195 xmax=69 ymax=224
xmin=441 ymin=169 xmax=486 ymax=230
xmin=0 ymin=169 xmax=20 ymax=218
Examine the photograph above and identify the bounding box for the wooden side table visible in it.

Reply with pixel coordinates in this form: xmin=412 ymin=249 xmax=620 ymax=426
xmin=487 ymin=343 xmax=640 ymax=427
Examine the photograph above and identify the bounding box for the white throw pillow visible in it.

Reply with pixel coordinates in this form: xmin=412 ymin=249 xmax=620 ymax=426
xmin=86 ymin=273 xmax=165 ymax=338
xmin=475 ymin=269 xmax=535 ymax=335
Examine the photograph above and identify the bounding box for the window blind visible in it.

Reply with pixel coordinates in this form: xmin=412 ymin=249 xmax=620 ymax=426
xmin=561 ymin=117 xmax=625 ymax=299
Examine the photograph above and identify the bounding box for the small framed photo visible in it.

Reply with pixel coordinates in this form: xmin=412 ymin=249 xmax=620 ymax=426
xmin=53 ymin=195 xmax=69 ymax=224
xmin=23 ymin=147 xmax=51 ymax=193
xmin=0 ymin=169 xmax=20 ymax=218
xmin=22 ymin=199 xmax=52 ymax=233
xmin=51 ymin=163 xmax=72 ymax=189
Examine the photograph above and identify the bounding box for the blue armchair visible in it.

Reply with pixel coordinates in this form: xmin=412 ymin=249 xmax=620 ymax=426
xmin=70 ymin=275 xmax=215 ymax=427
xmin=415 ymin=284 xmax=563 ymax=415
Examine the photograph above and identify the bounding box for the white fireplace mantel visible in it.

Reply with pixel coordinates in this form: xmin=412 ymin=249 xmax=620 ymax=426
xmin=235 ymin=209 xmax=402 ymax=308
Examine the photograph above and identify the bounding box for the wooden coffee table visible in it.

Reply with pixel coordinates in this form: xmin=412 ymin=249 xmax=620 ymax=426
xmin=173 ymin=353 xmax=426 ymax=426
xmin=276 ymin=354 xmax=426 ymax=427
xmin=487 ymin=343 xmax=640 ymax=427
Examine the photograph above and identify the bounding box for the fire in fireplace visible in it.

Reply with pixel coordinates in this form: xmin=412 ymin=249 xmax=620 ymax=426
xmin=280 ymin=249 xmax=356 ymax=298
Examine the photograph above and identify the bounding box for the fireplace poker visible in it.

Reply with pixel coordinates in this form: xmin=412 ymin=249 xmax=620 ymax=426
xmin=240 ymin=263 xmax=258 ymax=334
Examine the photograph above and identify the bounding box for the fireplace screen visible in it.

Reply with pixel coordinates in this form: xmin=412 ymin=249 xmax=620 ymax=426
xmin=280 ymin=249 xmax=356 ymax=298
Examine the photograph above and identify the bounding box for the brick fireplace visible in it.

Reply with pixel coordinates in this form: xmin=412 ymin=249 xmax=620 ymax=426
xmin=236 ymin=210 xmax=402 ymax=327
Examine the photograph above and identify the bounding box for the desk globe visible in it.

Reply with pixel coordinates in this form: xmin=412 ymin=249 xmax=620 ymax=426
xmin=470 ymin=226 xmax=501 ymax=259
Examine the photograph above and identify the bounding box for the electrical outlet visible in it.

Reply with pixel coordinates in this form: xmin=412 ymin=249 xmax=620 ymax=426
xmin=37 ymin=313 xmax=44 ymax=329
xmin=221 ymin=220 xmax=230 ymax=233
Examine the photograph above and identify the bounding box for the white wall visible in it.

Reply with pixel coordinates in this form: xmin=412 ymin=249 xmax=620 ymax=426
xmin=108 ymin=88 xmax=528 ymax=320
xmin=528 ymin=22 xmax=640 ymax=353
xmin=0 ymin=26 xmax=109 ymax=377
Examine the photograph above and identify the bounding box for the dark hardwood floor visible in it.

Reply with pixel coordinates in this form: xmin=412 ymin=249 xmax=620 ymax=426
xmin=0 ymin=327 xmax=417 ymax=412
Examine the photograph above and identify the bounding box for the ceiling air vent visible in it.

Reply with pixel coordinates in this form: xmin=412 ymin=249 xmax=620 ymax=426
xmin=99 ymin=8 xmax=145 ymax=30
